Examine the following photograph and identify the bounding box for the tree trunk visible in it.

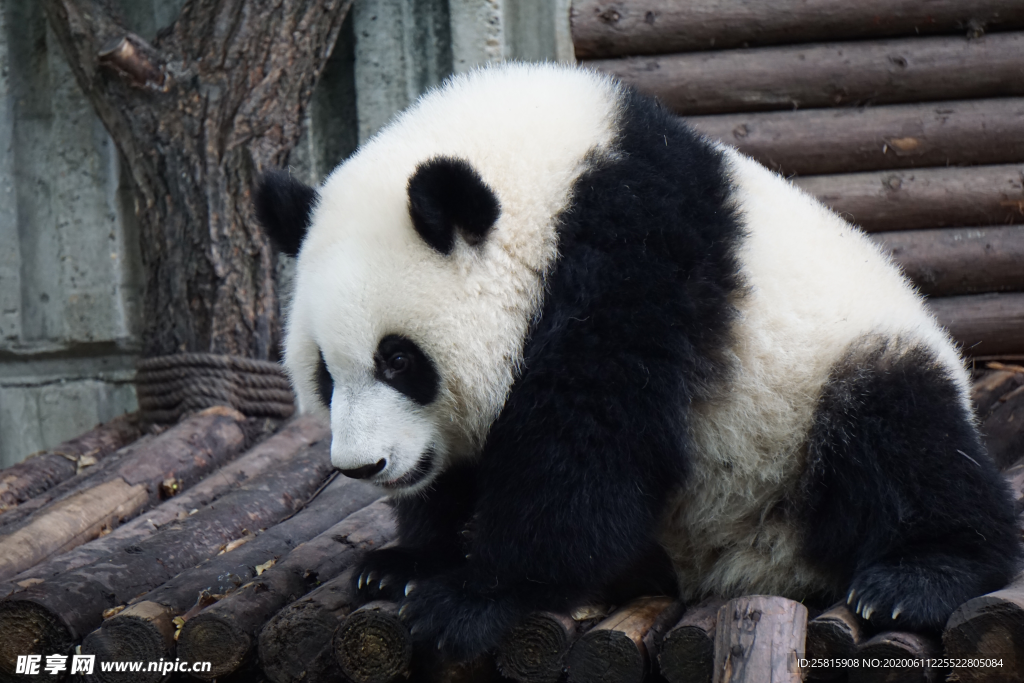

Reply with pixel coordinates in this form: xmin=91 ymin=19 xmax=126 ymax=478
xmin=41 ymin=0 xmax=353 ymax=359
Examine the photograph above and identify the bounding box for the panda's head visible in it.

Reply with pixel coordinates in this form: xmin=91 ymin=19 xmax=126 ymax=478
xmin=255 ymin=65 xmax=620 ymax=494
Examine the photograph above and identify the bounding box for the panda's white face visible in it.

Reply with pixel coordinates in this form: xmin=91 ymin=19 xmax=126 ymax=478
xmin=279 ymin=64 xmax=621 ymax=495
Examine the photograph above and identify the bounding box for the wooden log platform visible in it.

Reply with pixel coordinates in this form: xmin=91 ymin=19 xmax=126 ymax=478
xmin=712 ymin=596 xmax=807 ymax=683
xmin=257 ymin=569 xmax=359 ymax=683
xmin=586 ymin=32 xmax=1024 ymax=116
xmin=0 ymin=407 xmax=250 ymax=581
xmin=0 ymin=440 xmax=335 ymax=680
xmin=333 ymin=600 xmax=412 ymax=683
xmin=686 ymin=98 xmax=1024 ymax=177
xmin=943 ymin=573 xmax=1024 ymax=683
xmin=175 ymin=500 xmax=396 ymax=680
xmin=926 ymin=292 xmax=1024 ymax=358
xmin=793 ymin=164 xmax=1024 ymax=234
xmin=869 ymin=226 xmax=1024 ymax=297
xmin=658 ymin=597 xmax=726 ymax=683
xmin=571 ymin=0 xmax=1024 ymax=58
xmin=3 ymin=415 xmax=328 ymax=590
xmin=565 ymin=596 xmax=678 ymax=683
xmin=0 ymin=412 xmax=142 ymax=514
xmin=80 ymin=476 xmax=379 ymax=683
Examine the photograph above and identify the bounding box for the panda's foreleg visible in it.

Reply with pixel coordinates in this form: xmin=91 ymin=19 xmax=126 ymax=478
xmin=352 ymin=462 xmax=478 ymax=602
xmin=394 ymin=361 xmax=689 ymax=659
xmin=800 ymin=341 xmax=1022 ymax=633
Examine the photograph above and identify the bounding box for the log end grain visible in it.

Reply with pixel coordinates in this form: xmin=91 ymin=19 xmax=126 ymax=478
xmin=258 ymin=601 xmax=346 ymax=683
xmin=660 ymin=623 xmax=716 ymax=683
xmin=805 ymin=603 xmax=862 ymax=681
xmin=850 ymin=631 xmax=939 ymax=683
xmin=81 ymin=601 xmax=175 ymax=683
xmin=567 ymin=629 xmax=645 ymax=683
xmin=0 ymin=599 xmax=74 ymax=681
xmin=943 ymin=589 xmax=1024 ymax=683
xmin=496 ymin=612 xmax=577 ymax=683
xmin=333 ymin=602 xmax=412 ymax=683
xmin=177 ymin=613 xmax=251 ymax=681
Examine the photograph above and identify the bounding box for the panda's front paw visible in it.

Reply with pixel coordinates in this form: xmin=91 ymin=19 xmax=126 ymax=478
xmin=352 ymin=547 xmax=428 ymax=602
xmin=847 ymin=557 xmax=981 ymax=633
xmin=398 ymin=572 xmax=521 ymax=661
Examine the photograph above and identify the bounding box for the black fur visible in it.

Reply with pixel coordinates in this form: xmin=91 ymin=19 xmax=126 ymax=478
xmin=407 ymin=157 xmax=501 ymax=255
xmin=315 ymin=351 xmax=333 ymax=408
xmin=374 ymin=335 xmax=440 ymax=406
xmin=358 ymin=89 xmax=745 ymax=659
xmin=801 ymin=341 xmax=1021 ymax=633
xmin=254 ymin=171 xmax=318 ymax=257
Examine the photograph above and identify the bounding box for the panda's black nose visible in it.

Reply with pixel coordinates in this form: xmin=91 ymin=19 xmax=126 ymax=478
xmin=339 ymin=459 xmax=387 ymax=480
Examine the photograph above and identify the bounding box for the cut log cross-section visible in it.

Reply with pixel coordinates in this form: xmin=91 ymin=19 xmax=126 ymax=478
xmin=258 ymin=569 xmax=363 ymax=683
xmin=496 ymin=611 xmax=584 ymax=683
xmin=334 ymin=600 xmax=413 ymax=683
xmin=849 ymin=631 xmax=941 ymax=683
xmin=804 ymin=603 xmax=863 ymax=681
xmin=571 ymin=0 xmax=1024 ymax=58
xmin=943 ymin=573 xmax=1024 ymax=683
xmin=566 ymin=596 xmax=679 ymax=683
xmin=658 ymin=597 xmax=727 ymax=683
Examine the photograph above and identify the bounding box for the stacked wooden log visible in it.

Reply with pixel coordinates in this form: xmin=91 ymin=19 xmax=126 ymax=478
xmin=0 ymin=364 xmax=1021 ymax=681
xmin=574 ymin=0 xmax=1024 ymax=358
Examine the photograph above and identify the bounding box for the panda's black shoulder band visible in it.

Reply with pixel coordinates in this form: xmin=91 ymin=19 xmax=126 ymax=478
xmin=407 ymin=157 xmax=501 ymax=255
xmin=254 ymin=171 xmax=318 ymax=257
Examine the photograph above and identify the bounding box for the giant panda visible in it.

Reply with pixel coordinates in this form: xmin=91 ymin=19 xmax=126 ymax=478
xmin=255 ymin=62 xmax=1021 ymax=659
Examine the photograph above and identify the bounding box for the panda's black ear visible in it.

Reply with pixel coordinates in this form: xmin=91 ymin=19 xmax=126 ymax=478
xmin=407 ymin=157 xmax=501 ymax=255
xmin=254 ymin=171 xmax=318 ymax=257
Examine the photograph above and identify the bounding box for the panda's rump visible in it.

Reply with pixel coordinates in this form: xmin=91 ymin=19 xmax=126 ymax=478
xmin=658 ymin=149 xmax=974 ymax=600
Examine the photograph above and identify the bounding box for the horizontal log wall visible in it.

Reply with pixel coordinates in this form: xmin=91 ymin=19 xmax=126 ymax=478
xmin=793 ymin=164 xmax=1024 ymax=233
xmin=927 ymin=293 xmax=1024 ymax=357
xmin=870 ymin=227 xmax=1024 ymax=297
xmin=686 ymin=98 xmax=1024 ymax=176
xmin=586 ymin=33 xmax=1024 ymax=116
xmin=572 ymin=0 xmax=1024 ymax=58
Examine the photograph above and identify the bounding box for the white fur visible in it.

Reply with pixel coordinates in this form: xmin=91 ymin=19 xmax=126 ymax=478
xmin=284 ymin=64 xmax=621 ymax=492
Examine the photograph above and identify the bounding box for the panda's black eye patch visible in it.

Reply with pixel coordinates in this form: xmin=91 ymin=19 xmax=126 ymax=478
xmin=374 ymin=335 xmax=438 ymax=405
xmin=316 ymin=351 xmax=334 ymax=408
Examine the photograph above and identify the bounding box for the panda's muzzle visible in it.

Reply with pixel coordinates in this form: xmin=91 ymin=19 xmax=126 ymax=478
xmin=339 ymin=458 xmax=387 ymax=480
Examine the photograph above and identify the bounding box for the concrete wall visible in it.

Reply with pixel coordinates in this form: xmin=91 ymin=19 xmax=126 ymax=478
xmin=0 ymin=0 xmax=571 ymax=467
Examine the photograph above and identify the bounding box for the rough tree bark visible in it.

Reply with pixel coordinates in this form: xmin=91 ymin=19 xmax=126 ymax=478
xmin=41 ymin=0 xmax=353 ymax=359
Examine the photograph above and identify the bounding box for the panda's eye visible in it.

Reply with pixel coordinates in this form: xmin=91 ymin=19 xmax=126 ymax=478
xmin=387 ymin=353 xmax=411 ymax=374
xmin=374 ymin=334 xmax=438 ymax=405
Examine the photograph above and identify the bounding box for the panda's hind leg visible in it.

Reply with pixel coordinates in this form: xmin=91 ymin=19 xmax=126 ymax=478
xmin=800 ymin=339 xmax=1021 ymax=633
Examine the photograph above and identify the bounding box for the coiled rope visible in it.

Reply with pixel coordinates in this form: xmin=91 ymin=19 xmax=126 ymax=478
xmin=136 ymin=353 xmax=295 ymax=424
